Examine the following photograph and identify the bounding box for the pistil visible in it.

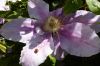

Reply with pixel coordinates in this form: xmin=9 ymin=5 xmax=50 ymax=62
xmin=43 ymin=16 xmax=61 ymax=33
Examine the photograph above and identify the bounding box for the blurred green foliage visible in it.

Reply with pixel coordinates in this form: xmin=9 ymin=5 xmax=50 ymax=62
xmin=0 ymin=0 xmax=29 ymax=19
xmin=0 ymin=40 xmax=24 ymax=66
xmin=86 ymin=0 xmax=100 ymax=14
xmin=64 ymin=0 xmax=83 ymax=14
xmin=0 ymin=38 xmax=6 ymax=53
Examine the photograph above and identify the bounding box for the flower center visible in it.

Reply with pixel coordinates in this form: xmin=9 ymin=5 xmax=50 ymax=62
xmin=43 ymin=16 xmax=61 ymax=33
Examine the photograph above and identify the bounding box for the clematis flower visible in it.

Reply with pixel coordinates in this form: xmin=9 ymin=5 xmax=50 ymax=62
xmin=1 ymin=0 xmax=100 ymax=66
xmin=8 ymin=0 xmax=21 ymax=2
xmin=0 ymin=0 xmax=10 ymax=11
xmin=0 ymin=0 xmax=21 ymax=11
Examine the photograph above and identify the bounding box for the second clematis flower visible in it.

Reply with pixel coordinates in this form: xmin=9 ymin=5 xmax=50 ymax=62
xmin=1 ymin=0 xmax=100 ymax=66
xmin=0 ymin=0 xmax=21 ymax=11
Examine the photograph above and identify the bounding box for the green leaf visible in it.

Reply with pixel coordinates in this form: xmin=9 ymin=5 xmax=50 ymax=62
xmin=40 ymin=55 xmax=56 ymax=66
xmin=0 ymin=44 xmax=6 ymax=53
xmin=49 ymin=55 xmax=56 ymax=66
xmin=0 ymin=54 xmax=21 ymax=66
xmin=86 ymin=0 xmax=100 ymax=14
xmin=64 ymin=0 xmax=83 ymax=14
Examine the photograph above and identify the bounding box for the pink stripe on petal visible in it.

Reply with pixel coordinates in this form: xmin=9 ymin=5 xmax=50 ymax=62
xmin=60 ymin=23 xmax=100 ymax=57
xmin=71 ymin=10 xmax=100 ymax=25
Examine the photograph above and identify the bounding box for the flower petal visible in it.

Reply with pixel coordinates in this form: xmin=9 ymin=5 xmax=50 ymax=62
xmin=72 ymin=10 xmax=100 ymax=33
xmin=71 ymin=10 xmax=100 ymax=25
xmin=28 ymin=0 xmax=49 ymax=21
xmin=0 ymin=18 xmax=5 ymax=24
xmin=8 ymin=0 xmax=21 ymax=2
xmin=20 ymin=37 xmax=54 ymax=66
xmin=0 ymin=6 xmax=10 ymax=11
xmin=53 ymin=45 xmax=67 ymax=60
xmin=59 ymin=12 xmax=75 ymax=24
xmin=0 ymin=18 xmax=37 ymax=43
xmin=91 ymin=24 xmax=100 ymax=33
xmin=0 ymin=0 xmax=10 ymax=11
xmin=50 ymin=8 xmax=62 ymax=17
xmin=60 ymin=22 xmax=100 ymax=57
xmin=52 ymin=36 xmax=67 ymax=60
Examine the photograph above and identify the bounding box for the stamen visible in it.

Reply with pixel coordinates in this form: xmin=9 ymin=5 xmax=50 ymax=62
xmin=43 ymin=16 xmax=61 ymax=33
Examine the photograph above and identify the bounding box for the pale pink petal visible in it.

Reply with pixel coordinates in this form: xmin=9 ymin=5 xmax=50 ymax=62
xmin=0 ymin=0 xmax=10 ymax=11
xmin=50 ymin=8 xmax=62 ymax=17
xmin=71 ymin=10 xmax=100 ymax=25
xmin=0 ymin=18 xmax=5 ymax=24
xmin=53 ymin=45 xmax=67 ymax=60
xmin=58 ymin=10 xmax=100 ymax=33
xmin=8 ymin=0 xmax=21 ymax=2
xmin=28 ymin=0 xmax=49 ymax=21
xmin=0 ymin=5 xmax=10 ymax=11
xmin=60 ymin=12 xmax=76 ymax=25
xmin=60 ymin=22 xmax=100 ymax=57
xmin=91 ymin=24 xmax=100 ymax=33
xmin=0 ymin=18 xmax=37 ymax=43
xmin=20 ymin=37 xmax=54 ymax=66
xmin=52 ymin=37 xmax=67 ymax=60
